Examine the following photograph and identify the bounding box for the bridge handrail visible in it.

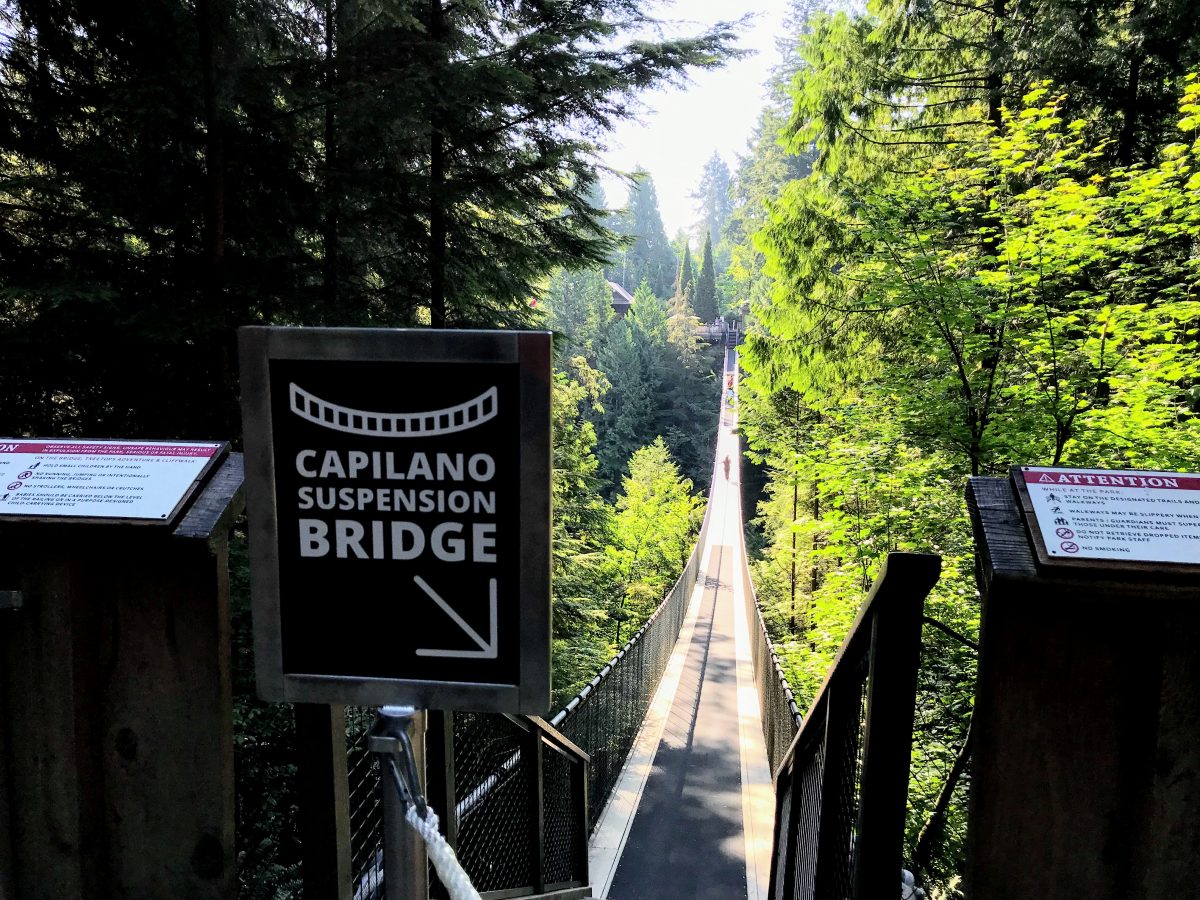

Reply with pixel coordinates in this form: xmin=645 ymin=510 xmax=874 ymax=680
xmin=548 ymin=494 xmax=714 ymax=731
xmin=739 ymin=556 xmax=805 ymax=774
xmin=768 ymin=551 xmax=940 ymax=900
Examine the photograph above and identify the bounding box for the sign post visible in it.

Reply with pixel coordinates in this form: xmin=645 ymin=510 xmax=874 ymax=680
xmin=967 ymin=468 xmax=1200 ymax=899
xmin=239 ymin=326 xmax=552 ymax=713
xmin=0 ymin=443 xmax=243 ymax=900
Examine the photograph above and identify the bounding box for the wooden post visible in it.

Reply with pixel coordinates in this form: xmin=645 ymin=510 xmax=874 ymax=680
xmin=0 ymin=455 xmax=243 ymax=900
xmin=295 ymin=704 xmax=352 ymax=900
xmin=424 ymin=710 xmax=457 ymax=900
xmin=967 ymin=477 xmax=1200 ymax=899
xmin=853 ymin=558 xmax=930 ymax=898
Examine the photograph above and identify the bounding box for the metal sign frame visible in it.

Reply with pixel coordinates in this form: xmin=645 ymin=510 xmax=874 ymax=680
xmin=239 ymin=327 xmax=552 ymax=713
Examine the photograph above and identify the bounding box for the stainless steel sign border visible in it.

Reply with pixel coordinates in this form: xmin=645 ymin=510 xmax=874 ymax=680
xmin=239 ymin=327 xmax=551 ymax=714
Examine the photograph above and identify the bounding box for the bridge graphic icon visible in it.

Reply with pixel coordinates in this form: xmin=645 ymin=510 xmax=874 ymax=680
xmin=289 ymin=382 xmax=498 ymax=437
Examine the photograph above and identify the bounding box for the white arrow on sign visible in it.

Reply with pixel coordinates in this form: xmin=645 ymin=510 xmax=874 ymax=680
xmin=414 ymin=576 xmax=499 ymax=660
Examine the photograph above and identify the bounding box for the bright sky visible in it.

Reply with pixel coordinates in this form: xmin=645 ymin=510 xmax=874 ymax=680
xmin=598 ymin=0 xmax=788 ymax=240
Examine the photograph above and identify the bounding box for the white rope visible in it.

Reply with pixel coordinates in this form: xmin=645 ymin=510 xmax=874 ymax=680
xmin=404 ymin=805 xmax=482 ymax=900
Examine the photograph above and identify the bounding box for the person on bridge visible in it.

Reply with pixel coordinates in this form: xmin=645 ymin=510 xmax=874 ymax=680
xmin=723 ymin=455 xmax=731 ymax=480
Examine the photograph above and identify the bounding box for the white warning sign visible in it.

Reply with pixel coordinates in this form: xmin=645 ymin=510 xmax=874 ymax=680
xmin=0 ymin=440 xmax=225 ymax=522
xmin=1020 ymin=466 xmax=1200 ymax=564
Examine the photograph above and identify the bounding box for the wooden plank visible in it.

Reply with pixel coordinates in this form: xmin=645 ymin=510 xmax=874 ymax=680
xmin=174 ymin=453 xmax=245 ymax=541
xmin=853 ymin=554 xmax=937 ymax=898
xmin=1 ymin=554 xmax=93 ymax=898
xmin=0 ymin=527 xmax=237 ymax=899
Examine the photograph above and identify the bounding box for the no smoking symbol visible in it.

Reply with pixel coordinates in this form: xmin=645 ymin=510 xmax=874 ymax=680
xmin=1060 ymin=541 xmax=1080 ymax=554
xmin=1056 ymin=527 xmax=1074 ymax=539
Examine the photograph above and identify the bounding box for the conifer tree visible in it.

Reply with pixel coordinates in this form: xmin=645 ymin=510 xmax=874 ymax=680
xmin=693 ymin=232 xmax=719 ymax=321
xmin=692 ymin=151 xmax=733 ymax=244
xmin=675 ymin=243 xmax=697 ymax=297
xmin=0 ymin=0 xmax=740 ymax=438
xmin=607 ymin=173 xmax=678 ymax=298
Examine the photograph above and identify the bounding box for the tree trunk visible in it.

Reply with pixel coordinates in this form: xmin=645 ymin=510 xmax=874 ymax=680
xmin=1117 ymin=12 xmax=1144 ymax=166
xmin=197 ymin=0 xmax=226 ymax=285
xmin=986 ymin=0 xmax=1007 ymax=132
xmin=789 ymin=479 xmax=798 ymax=634
xmin=428 ymin=0 xmax=448 ymax=328
xmin=322 ymin=0 xmax=340 ymax=315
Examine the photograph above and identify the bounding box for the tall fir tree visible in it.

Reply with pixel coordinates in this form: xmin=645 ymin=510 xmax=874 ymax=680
xmin=607 ymin=173 xmax=678 ymax=298
xmin=544 ymin=268 xmax=614 ymax=363
xmin=692 ymin=151 xmax=733 ymax=245
xmin=693 ymin=232 xmax=719 ymax=321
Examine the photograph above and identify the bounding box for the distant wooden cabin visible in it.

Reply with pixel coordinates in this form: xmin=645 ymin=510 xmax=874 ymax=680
xmin=608 ymin=281 xmax=634 ymax=318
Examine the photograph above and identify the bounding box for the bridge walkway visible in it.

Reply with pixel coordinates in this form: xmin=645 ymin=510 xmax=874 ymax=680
xmin=588 ymin=347 xmax=774 ymax=899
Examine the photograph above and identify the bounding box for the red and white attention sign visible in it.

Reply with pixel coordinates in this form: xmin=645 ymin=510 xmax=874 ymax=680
xmin=0 ymin=440 xmax=223 ymax=521
xmin=1022 ymin=466 xmax=1200 ymax=564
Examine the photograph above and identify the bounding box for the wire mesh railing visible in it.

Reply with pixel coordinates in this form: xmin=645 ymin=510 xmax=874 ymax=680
xmin=549 ymin=483 xmax=714 ymax=825
xmin=739 ymin=547 xmax=804 ymax=774
xmin=768 ymin=552 xmax=940 ymax=900
xmin=346 ymin=706 xmax=385 ymax=892
xmin=424 ymin=712 xmax=589 ymax=899
xmin=343 ymin=709 xmax=589 ymax=900
xmin=546 ymin=351 xmax=732 ymax=827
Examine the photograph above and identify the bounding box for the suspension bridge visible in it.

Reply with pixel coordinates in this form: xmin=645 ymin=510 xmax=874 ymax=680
xmin=3 ymin=321 xmax=1187 ymax=900
xmin=330 ymin=332 xmax=947 ymax=900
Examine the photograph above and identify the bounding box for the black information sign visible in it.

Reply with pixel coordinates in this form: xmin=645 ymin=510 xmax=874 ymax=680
xmin=239 ymin=327 xmax=551 ymax=713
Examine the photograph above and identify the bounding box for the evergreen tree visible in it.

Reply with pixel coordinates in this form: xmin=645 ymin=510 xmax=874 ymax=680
xmin=607 ymin=173 xmax=678 ymax=298
xmin=693 ymin=232 xmax=719 ymax=321
xmin=667 ymin=289 xmax=701 ymax=356
xmin=544 ymin=268 xmax=614 ymax=363
xmin=595 ymin=313 xmax=666 ymax=488
xmin=550 ymin=369 xmax=617 ymax=705
xmin=692 ymin=151 xmax=733 ymax=245
xmin=675 ymin=242 xmax=697 ymax=297
xmin=0 ymin=0 xmax=740 ymax=439
xmin=607 ymin=437 xmax=701 ymax=642
xmin=628 ymin=280 xmax=668 ymax=344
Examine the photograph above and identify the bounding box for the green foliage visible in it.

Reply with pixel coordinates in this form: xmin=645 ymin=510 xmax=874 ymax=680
xmin=606 ymin=437 xmax=703 ymax=644
xmin=549 ymin=370 xmax=710 ymax=707
xmin=543 ymin=267 xmax=615 ymax=362
xmin=550 ymin=369 xmax=617 ymax=708
xmin=737 ymin=0 xmax=1200 ymax=889
xmin=593 ymin=278 xmax=721 ymax=492
xmin=0 ymin=0 xmax=740 ymax=438
xmin=675 ymin=241 xmax=697 ymax=297
xmin=692 ymin=231 xmax=719 ymax=321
